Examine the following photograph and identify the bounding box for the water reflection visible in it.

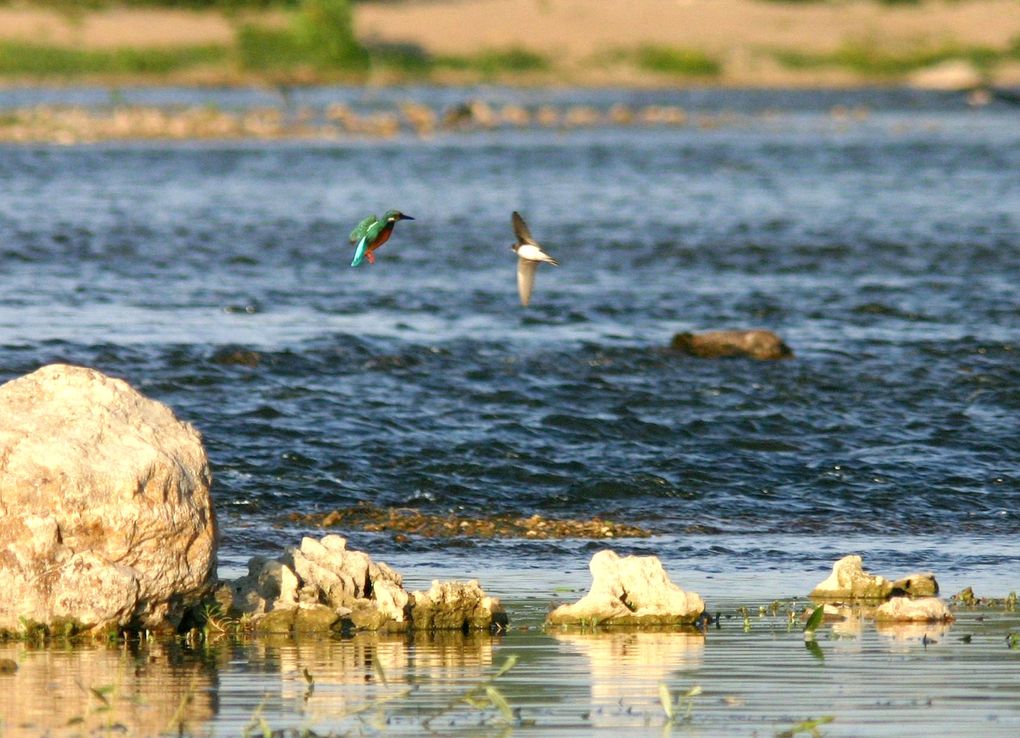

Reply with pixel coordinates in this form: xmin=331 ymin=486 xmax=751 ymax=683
xmin=0 ymin=640 xmax=216 ymax=738
xmin=552 ymin=629 xmax=704 ymax=721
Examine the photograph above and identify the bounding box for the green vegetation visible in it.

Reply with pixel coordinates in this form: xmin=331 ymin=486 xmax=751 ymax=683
xmin=237 ymin=0 xmax=367 ymax=72
xmin=634 ymin=46 xmax=722 ymax=77
xmin=0 ymin=39 xmax=228 ymax=77
xmin=771 ymin=38 xmax=1019 ymax=76
xmin=599 ymin=46 xmax=722 ymax=78
xmin=368 ymin=45 xmax=549 ymax=78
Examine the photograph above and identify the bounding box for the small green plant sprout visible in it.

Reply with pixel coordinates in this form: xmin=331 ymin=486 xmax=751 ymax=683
xmin=803 ymin=605 xmax=826 ymax=637
xmin=423 ymin=654 xmax=520 ymax=729
xmin=659 ymin=683 xmax=702 ymax=724
xmin=1007 ymin=633 xmax=1019 ymax=650
xmin=775 ymin=715 xmax=835 ymax=737
xmin=241 ymin=698 xmax=273 ymax=738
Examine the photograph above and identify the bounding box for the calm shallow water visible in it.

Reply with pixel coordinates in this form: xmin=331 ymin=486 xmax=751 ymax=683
xmin=1 ymin=85 xmax=1019 ymax=735
xmin=2 ymin=604 xmax=1019 ymax=737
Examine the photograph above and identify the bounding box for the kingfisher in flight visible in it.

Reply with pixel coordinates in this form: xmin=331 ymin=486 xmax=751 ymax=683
xmin=349 ymin=210 xmax=414 ymax=267
xmin=511 ymin=211 xmax=559 ymax=306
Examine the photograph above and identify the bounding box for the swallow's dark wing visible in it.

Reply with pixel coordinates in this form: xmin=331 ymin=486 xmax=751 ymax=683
xmin=512 ymin=211 xmax=538 ymax=245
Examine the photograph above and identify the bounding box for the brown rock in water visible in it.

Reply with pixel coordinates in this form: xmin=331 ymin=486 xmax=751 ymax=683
xmin=810 ymin=555 xmax=939 ymax=601
xmin=410 ymin=580 xmax=508 ymax=632
xmin=670 ymin=329 xmax=792 ymax=360
xmin=875 ymin=596 xmax=954 ymax=623
xmin=0 ymin=364 xmax=217 ymax=633
xmin=547 ymin=550 xmax=704 ymax=627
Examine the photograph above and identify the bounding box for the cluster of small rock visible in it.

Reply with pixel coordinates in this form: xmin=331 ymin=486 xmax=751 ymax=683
xmin=810 ymin=554 xmax=954 ymax=623
xmin=214 ymin=533 xmax=506 ymax=634
xmin=294 ymin=505 xmax=651 ymax=540
xmin=0 ymin=100 xmax=738 ymax=144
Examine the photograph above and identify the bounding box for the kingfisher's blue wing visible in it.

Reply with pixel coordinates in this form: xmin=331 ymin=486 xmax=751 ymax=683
xmin=350 ymin=235 xmax=369 ymax=267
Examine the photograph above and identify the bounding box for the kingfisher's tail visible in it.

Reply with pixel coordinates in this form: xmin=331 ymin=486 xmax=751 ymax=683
xmin=350 ymin=236 xmax=369 ymax=267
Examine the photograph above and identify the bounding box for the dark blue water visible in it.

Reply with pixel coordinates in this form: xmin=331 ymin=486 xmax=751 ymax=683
xmin=1 ymin=87 xmax=1018 ymax=598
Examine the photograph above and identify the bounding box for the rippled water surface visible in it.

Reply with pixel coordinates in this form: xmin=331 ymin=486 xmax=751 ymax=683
xmin=1 ymin=85 xmax=1019 ymax=734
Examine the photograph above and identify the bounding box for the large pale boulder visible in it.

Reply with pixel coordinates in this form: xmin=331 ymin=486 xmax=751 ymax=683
xmin=547 ymin=550 xmax=704 ymax=627
xmin=810 ymin=555 xmax=938 ymax=601
xmin=0 ymin=364 xmax=217 ymax=633
xmin=218 ymin=534 xmax=505 ymax=633
xmin=670 ymin=329 xmax=792 ymax=360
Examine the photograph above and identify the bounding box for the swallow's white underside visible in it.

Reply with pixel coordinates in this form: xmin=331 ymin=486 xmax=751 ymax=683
xmin=515 ymin=243 xmax=556 ymax=263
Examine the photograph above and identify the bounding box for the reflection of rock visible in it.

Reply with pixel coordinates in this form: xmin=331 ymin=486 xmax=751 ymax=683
xmin=547 ymin=550 xmax=704 ymax=626
xmin=875 ymin=619 xmax=952 ymax=643
xmin=670 ymin=329 xmax=792 ymax=360
xmin=0 ymin=364 xmax=217 ymax=633
xmin=553 ymin=631 xmax=703 ymax=718
xmin=810 ymin=555 xmax=938 ymax=601
xmin=875 ymin=596 xmax=954 ymax=623
xmin=217 ymin=534 xmax=505 ymax=633
xmin=0 ymin=641 xmax=215 ymax=738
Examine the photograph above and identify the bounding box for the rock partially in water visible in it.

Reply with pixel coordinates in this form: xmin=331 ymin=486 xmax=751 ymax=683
xmin=875 ymin=596 xmax=955 ymax=623
xmin=410 ymin=580 xmax=508 ymax=632
xmin=0 ymin=364 xmax=217 ymax=634
xmin=669 ymin=329 xmax=792 ymax=360
xmin=810 ymin=555 xmax=938 ymax=601
xmin=547 ymin=550 xmax=704 ymax=627
xmin=218 ymin=534 xmax=504 ymax=634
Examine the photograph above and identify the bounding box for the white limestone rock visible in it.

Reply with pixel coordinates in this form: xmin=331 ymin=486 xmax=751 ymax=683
xmin=0 ymin=364 xmax=217 ymax=633
xmin=223 ymin=534 xmax=503 ymax=633
xmin=547 ymin=550 xmax=704 ymax=627
xmin=810 ymin=555 xmax=938 ymax=601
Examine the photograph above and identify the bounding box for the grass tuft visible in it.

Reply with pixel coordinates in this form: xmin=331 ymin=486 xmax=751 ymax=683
xmin=633 ymin=46 xmax=722 ymax=77
xmin=772 ymin=39 xmax=1008 ymax=76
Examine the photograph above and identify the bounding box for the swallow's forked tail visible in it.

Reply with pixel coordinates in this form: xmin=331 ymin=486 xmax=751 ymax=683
xmin=350 ymin=236 xmax=369 ymax=267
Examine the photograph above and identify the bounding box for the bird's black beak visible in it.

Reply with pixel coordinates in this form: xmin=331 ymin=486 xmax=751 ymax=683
xmin=400 ymin=214 xmax=415 ymax=221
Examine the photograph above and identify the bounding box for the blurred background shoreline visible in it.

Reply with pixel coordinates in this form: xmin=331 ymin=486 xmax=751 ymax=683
xmin=2 ymin=0 xmax=1020 ymax=89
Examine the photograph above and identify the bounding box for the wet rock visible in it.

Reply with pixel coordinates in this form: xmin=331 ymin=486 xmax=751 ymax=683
xmin=810 ymin=555 xmax=938 ymax=601
xmin=875 ymin=596 xmax=954 ymax=623
xmin=547 ymin=550 xmax=704 ymax=627
xmin=222 ymin=534 xmax=503 ymax=633
xmin=0 ymin=364 xmax=217 ymax=634
xmin=410 ymin=580 xmax=508 ymax=632
xmin=670 ymin=329 xmax=792 ymax=360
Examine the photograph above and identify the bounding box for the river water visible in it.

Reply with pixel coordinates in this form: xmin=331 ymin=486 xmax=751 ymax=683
xmin=0 ymin=85 xmax=1018 ymax=736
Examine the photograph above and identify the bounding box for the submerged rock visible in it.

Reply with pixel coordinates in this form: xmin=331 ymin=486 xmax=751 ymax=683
xmin=0 ymin=364 xmax=217 ymax=634
xmin=218 ymin=534 xmax=505 ymax=634
xmin=294 ymin=504 xmax=651 ymax=539
xmin=875 ymin=596 xmax=954 ymax=623
xmin=547 ymin=550 xmax=704 ymax=627
xmin=810 ymin=555 xmax=939 ymax=601
xmin=669 ymin=329 xmax=792 ymax=360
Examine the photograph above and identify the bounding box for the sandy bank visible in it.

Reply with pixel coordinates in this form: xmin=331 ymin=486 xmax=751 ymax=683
xmin=2 ymin=1 xmax=1020 ymax=87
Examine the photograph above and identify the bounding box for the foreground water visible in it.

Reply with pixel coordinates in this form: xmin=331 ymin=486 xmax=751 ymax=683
xmin=1 ymin=86 xmax=1019 ymax=735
